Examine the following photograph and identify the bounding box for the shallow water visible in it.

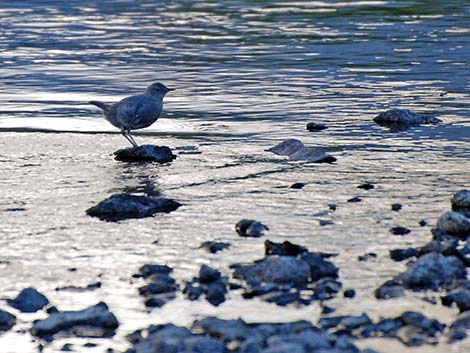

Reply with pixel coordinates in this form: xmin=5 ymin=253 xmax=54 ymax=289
xmin=0 ymin=1 xmax=469 ymax=352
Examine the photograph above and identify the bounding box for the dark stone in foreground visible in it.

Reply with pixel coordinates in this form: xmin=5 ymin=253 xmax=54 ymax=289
xmin=199 ymin=241 xmax=231 ymax=254
xmin=86 ymin=194 xmax=181 ymax=221
xmin=31 ymin=302 xmax=119 ymax=338
xmin=0 ymin=310 xmax=16 ymax=332
xmin=290 ymin=182 xmax=305 ymax=189
xmin=125 ymin=317 xmax=363 ymax=353
xmin=8 ymin=287 xmax=49 ymax=313
xmin=390 ymin=226 xmax=411 ymax=236
xmin=236 ymin=219 xmax=269 ymax=238
xmin=306 ymin=122 xmax=328 ymax=131
xmin=114 ymin=144 xmax=176 ymax=163
xmin=373 ymin=109 xmax=441 ymax=130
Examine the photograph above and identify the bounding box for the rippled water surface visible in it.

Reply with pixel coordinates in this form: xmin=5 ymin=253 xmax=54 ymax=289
xmin=0 ymin=1 xmax=469 ymax=352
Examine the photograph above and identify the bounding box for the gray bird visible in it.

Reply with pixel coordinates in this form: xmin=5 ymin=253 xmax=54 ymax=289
xmin=89 ymin=82 xmax=173 ymax=147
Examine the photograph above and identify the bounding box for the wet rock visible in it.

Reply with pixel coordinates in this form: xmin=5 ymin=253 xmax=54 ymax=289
xmin=290 ymin=182 xmax=306 ymax=189
xmin=390 ymin=248 xmax=419 ymax=261
xmin=452 ymin=190 xmax=470 ymax=217
xmin=0 ymin=310 xmax=16 ymax=331
xmin=184 ymin=265 xmax=227 ymax=306
xmin=236 ymin=219 xmax=269 ymax=238
xmin=375 ymin=280 xmax=405 ymax=299
xmin=114 ymin=144 xmax=176 ymax=163
xmin=391 ymin=203 xmax=402 ymax=211
xmin=136 ymin=264 xmax=178 ymax=308
xmin=306 ymin=122 xmax=328 ymax=131
xmin=199 ymin=265 xmax=221 ymax=283
xmin=442 ymin=287 xmax=470 ymax=312
xmin=264 ymin=240 xmax=308 ymax=257
xmin=357 ymin=183 xmax=374 ymax=190
xmin=138 ymin=275 xmax=178 ymax=296
xmin=268 ymin=139 xmax=305 ymax=156
xmin=268 ymin=139 xmax=336 ymax=163
xmin=234 ymin=256 xmax=311 ymax=286
xmin=301 ymin=252 xmax=339 ymax=281
xmin=347 ymin=196 xmax=361 ymax=203
xmin=192 ymin=317 xmax=250 ymax=343
xmin=358 ymin=253 xmax=377 ymax=261
xmin=138 ymin=264 xmax=173 ymax=279
xmin=436 ymin=211 xmax=470 ymax=238
xmin=86 ymin=194 xmax=181 ymax=222
xmin=60 ymin=343 xmax=73 ymax=351
xmin=206 ymin=281 xmax=227 ymax=306
xmin=419 ymin=220 xmax=428 ymax=227
xmin=328 ymin=204 xmax=337 ymax=211
xmin=31 ymin=302 xmax=118 ymax=338
xmin=448 ymin=311 xmax=470 ymax=342
xmin=400 ymin=252 xmax=466 ymax=290
xmin=55 ymin=282 xmax=101 ymax=292
xmin=390 ymin=226 xmax=411 ymax=236
xmin=320 ymin=314 xmax=372 ymax=333
xmin=199 ymin=241 xmax=231 ymax=254
xmin=319 ymin=220 xmax=334 ymax=226
xmin=343 ymin=289 xmax=356 ymax=298
xmin=8 ymin=287 xmax=49 ymax=313
xmin=373 ymin=109 xmax=441 ymax=130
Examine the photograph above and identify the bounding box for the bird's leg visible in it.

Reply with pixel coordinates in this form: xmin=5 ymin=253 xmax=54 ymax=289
xmin=121 ymin=129 xmax=138 ymax=147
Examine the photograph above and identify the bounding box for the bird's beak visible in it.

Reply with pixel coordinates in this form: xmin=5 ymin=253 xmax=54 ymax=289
xmin=167 ymin=88 xmax=176 ymax=92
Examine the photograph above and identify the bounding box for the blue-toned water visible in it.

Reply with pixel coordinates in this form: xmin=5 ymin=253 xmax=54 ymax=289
xmin=0 ymin=1 xmax=469 ymax=352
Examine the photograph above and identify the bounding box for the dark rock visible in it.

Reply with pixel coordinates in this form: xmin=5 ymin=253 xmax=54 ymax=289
xmin=31 ymin=302 xmax=119 ymax=338
xmin=419 ymin=220 xmax=428 ymax=227
xmin=400 ymin=252 xmax=466 ymax=290
xmin=233 ymin=256 xmax=311 ymax=286
xmin=60 ymin=343 xmax=73 ymax=351
xmin=8 ymin=287 xmax=49 ymax=313
xmin=290 ymin=182 xmax=306 ymax=189
xmin=183 ymin=282 xmax=204 ymax=301
xmin=357 ymin=183 xmax=374 ymax=190
xmin=236 ymin=219 xmax=269 ymax=238
xmin=114 ymin=144 xmax=176 ymax=163
xmin=321 ymin=304 xmax=335 ymax=314
xmin=138 ymin=274 xmax=178 ymax=296
xmin=448 ymin=311 xmax=470 ymax=342
xmin=264 ymin=240 xmax=308 ymax=257
xmin=358 ymin=253 xmax=377 ymax=262
xmin=83 ymin=342 xmax=97 ymax=348
xmin=206 ymin=281 xmax=227 ymax=306
xmin=144 ymin=297 xmax=168 ymax=308
xmin=452 ymin=189 xmax=470 ymax=210
xmin=348 ymin=196 xmax=361 ymax=203
xmin=86 ymin=194 xmax=181 ymax=222
xmin=55 ymin=282 xmax=101 ymax=292
xmin=437 ymin=211 xmax=470 ymax=238
xmin=311 ymin=278 xmax=342 ymax=300
xmin=138 ymin=264 xmax=173 ymax=278
xmin=390 ymin=248 xmax=419 ymax=261
xmin=268 ymin=139 xmax=305 ymax=156
xmin=192 ymin=317 xmax=250 ymax=342
xmin=199 ymin=241 xmax=231 ymax=254
xmin=391 ymin=203 xmax=402 ymax=211
xmin=199 ymin=265 xmax=221 ymax=283
xmin=0 ymin=310 xmax=16 ymax=331
xmin=301 ymin=252 xmax=339 ymax=281
xmin=375 ymin=280 xmax=405 ymax=299
xmin=320 ymin=314 xmax=372 ymax=333
xmin=319 ymin=220 xmax=334 ymax=226
xmin=390 ymin=226 xmax=411 ymax=236
xmin=373 ymin=109 xmax=441 ymax=130
xmin=442 ymin=288 xmax=470 ymax=312
xmin=328 ymin=204 xmax=337 ymax=211
xmin=306 ymin=122 xmax=328 ymax=131
xmin=343 ymin=289 xmax=356 ymax=298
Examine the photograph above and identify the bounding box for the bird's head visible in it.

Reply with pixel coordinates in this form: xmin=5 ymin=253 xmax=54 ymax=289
xmin=145 ymin=82 xmax=174 ymax=97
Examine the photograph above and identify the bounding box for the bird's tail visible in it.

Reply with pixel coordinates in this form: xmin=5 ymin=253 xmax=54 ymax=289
xmin=89 ymin=100 xmax=109 ymax=112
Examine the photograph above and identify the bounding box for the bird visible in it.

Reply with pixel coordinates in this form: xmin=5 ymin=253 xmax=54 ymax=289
xmin=89 ymin=82 xmax=174 ymax=147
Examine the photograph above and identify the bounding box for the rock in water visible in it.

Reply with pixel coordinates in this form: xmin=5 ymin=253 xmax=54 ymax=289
xmin=8 ymin=287 xmax=49 ymax=313
xmin=268 ymin=139 xmax=336 ymax=163
xmin=86 ymin=194 xmax=181 ymax=221
xmin=0 ymin=310 xmax=16 ymax=332
xmin=373 ymin=109 xmax=441 ymax=130
xmin=452 ymin=190 xmax=470 ymax=217
xmin=31 ymin=302 xmax=119 ymax=338
xmin=236 ymin=219 xmax=269 ymax=237
xmin=114 ymin=144 xmax=176 ymax=163
xmin=268 ymin=139 xmax=305 ymax=156
xmin=436 ymin=211 xmax=470 ymax=238
xmin=306 ymin=122 xmax=328 ymax=131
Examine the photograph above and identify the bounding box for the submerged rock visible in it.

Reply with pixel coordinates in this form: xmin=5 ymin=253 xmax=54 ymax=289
xmin=236 ymin=219 xmax=269 ymax=238
xmin=114 ymin=144 xmax=176 ymax=163
xmin=0 ymin=310 xmax=16 ymax=332
xmin=86 ymin=194 xmax=181 ymax=221
xmin=8 ymin=287 xmax=49 ymax=313
xmin=306 ymin=122 xmax=328 ymax=131
xmin=268 ymin=139 xmax=336 ymax=163
xmin=199 ymin=241 xmax=231 ymax=254
xmin=436 ymin=211 xmax=470 ymax=238
xmin=373 ymin=109 xmax=441 ymax=130
xmin=31 ymin=302 xmax=119 ymax=338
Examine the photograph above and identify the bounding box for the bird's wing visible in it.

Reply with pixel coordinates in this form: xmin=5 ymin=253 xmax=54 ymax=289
xmin=114 ymin=95 xmax=149 ymax=129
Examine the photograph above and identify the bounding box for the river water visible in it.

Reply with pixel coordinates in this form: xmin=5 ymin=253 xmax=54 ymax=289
xmin=0 ymin=1 xmax=469 ymax=352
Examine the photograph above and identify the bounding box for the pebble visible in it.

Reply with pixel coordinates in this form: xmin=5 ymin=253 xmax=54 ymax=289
xmin=357 ymin=183 xmax=374 ymax=190
xmin=347 ymin=196 xmax=361 ymax=203
xmin=343 ymin=289 xmax=356 ymax=298
xmin=391 ymin=203 xmax=402 ymax=211
xmin=390 ymin=226 xmax=411 ymax=236
xmin=290 ymin=182 xmax=305 ymax=189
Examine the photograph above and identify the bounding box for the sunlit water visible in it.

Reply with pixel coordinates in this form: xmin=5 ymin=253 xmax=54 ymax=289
xmin=0 ymin=1 xmax=469 ymax=352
